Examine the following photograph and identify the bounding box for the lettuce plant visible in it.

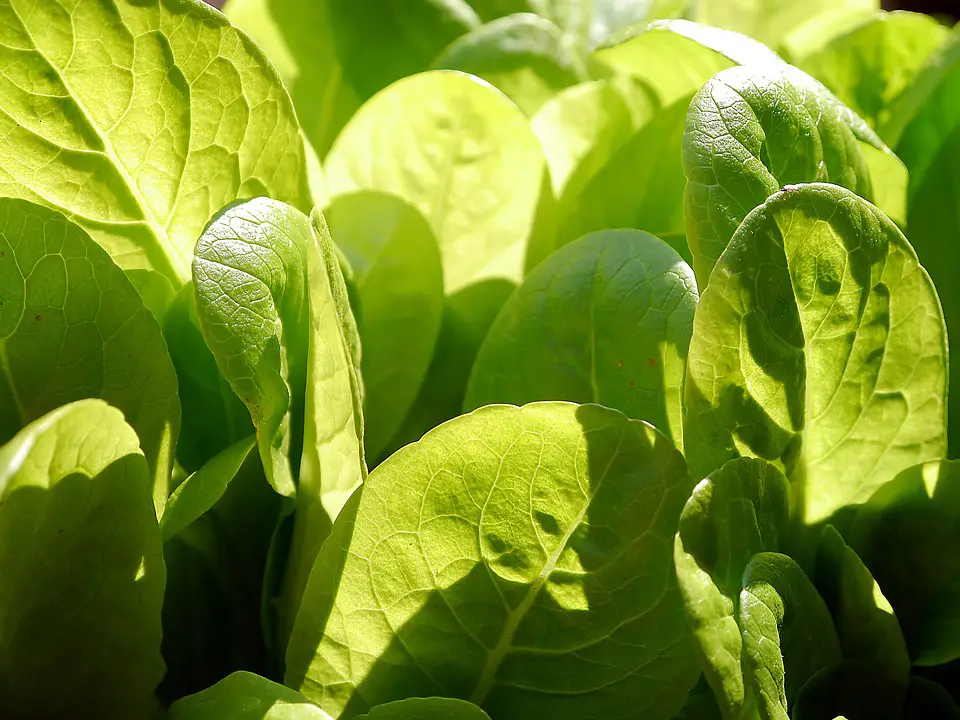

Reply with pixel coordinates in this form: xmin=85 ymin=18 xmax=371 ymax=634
xmin=2 ymin=1 xmax=960 ymax=719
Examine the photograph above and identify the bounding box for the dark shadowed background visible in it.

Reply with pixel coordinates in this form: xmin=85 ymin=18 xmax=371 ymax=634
xmin=885 ymin=0 xmax=958 ymax=21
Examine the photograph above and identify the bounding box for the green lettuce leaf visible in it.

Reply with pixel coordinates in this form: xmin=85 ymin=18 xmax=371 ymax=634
xmin=160 ymin=435 xmax=258 ymax=542
xmin=286 ymin=402 xmax=699 ymax=719
xmin=0 ymin=399 xmax=165 ymax=718
xmin=0 ymin=0 xmax=309 ymax=284
xmin=0 ymin=198 xmax=180 ymax=512
xmin=797 ymin=11 xmax=948 ymax=132
xmin=326 ymin=192 xmax=444 ymax=462
xmin=163 ymin=282 xmax=254 ymax=473
xmin=683 ymin=65 xmax=877 ymax=286
xmin=431 ymin=13 xmax=587 ymax=115
xmin=739 ymin=553 xmax=842 ymax=719
xmin=674 ymin=457 xmax=792 ymax=717
xmin=358 ymin=698 xmax=493 ymax=719
xmin=882 ymin=26 xmax=960 ymax=458
xmin=225 ymin=0 xmax=363 ymax=159
xmin=812 ymin=526 xmax=910 ymax=684
xmin=169 ymin=671 xmax=333 ymax=719
xmin=683 ymin=184 xmax=947 ymax=525
xmin=325 ymin=70 xmax=545 ymax=296
xmin=465 ymin=229 xmax=698 ymax=449
xmin=328 ymin=0 xmax=480 ymax=99
xmin=193 ymin=197 xmax=366 ymax=638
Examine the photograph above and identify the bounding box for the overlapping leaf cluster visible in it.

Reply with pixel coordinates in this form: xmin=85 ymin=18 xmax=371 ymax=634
xmin=2 ymin=1 xmax=960 ymax=719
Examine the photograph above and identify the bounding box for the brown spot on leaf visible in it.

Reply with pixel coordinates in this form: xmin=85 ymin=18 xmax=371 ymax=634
xmin=647 ymin=358 xmax=656 ymax=367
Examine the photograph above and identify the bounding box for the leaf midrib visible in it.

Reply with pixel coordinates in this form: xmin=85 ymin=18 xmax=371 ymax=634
xmin=468 ymin=424 xmax=626 ymax=705
xmin=12 ymin=3 xmax=189 ymax=283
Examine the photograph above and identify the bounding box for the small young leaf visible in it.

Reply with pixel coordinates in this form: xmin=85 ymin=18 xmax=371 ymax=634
xmin=740 ymin=553 xmax=842 ymax=719
xmin=0 ymin=400 xmax=165 ymax=718
xmin=160 ymin=436 xmax=258 ymax=542
xmin=674 ymin=457 xmax=791 ymax=717
xmin=683 ymin=65 xmax=878 ymax=285
xmin=683 ymin=184 xmax=947 ymax=524
xmin=465 ymin=229 xmax=698 ymax=449
xmin=813 ymin=525 xmax=910 ymax=683
xmin=357 ymin=697 xmax=492 ymax=720
xmin=431 ymin=13 xmax=586 ymax=115
xmin=286 ymin=402 xmax=699 ymax=720
xmin=325 ymin=70 xmax=546 ymax=296
xmin=169 ymin=671 xmax=333 ymax=720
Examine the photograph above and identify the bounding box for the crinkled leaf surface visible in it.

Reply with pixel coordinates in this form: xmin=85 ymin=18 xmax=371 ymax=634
xmin=683 ymin=65 xmax=878 ymax=286
xmin=739 ymin=553 xmax=842 ymax=720
xmin=193 ymin=198 xmax=365 ymax=638
xmin=431 ymin=13 xmax=586 ymax=115
xmin=797 ymin=11 xmax=948 ymax=132
xmin=465 ymin=230 xmax=697 ymax=449
xmin=882 ymin=27 xmax=960 ymax=459
xmin=286 ymin=402 xmax=699 ymax=720
xmin=327 ymin=0 xmax=480 ymax=99
xmin=325 ymin=70 xmax=545 ymax=296
xmin=674 ymin=457 xmax=791 ymax=718
xmin=850 ymin=461 xmax=960 ymax=666
xmin=0 ymin=198 xmax=180 ymax=512
xmin=163 ymin=281 xmax=254 ymax=473
xmin=683 ymin=184 xmax=947 ymax=525
xmin=326 ymin=192 xmax=444 ymax=462
xmin=813 ymin=525 xmax=910 ymax=683
xmin=357 ymin=698 xmax=492 ymax=720
xmin=225 ymin=0 xmax=363 ymax=158
xmin=0 ymin=399 xmax=165 ymax=719
xmin=170 ymin=671 xmax=333 ymax=719
xmin=0 ymin=0 xmax=309 ymax=284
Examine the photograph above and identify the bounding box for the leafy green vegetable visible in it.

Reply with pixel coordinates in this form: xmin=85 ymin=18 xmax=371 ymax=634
xmin=357 ymin=697 xmax=493 ymax=720
xmin=694 ymin=0 xmax=878 ymax=60
xmin=797 ymin=11 xmax=948 ymax=132
xmin=163 ymin=282 xmax=254 ymax=473
xmin=160 ymin=436 xmax=258 ymax=542
xmin=0 ymin=0 xmax=309 ymax=285
xmin=683 ymin=184 xmax=947 ymax=524
xmin=850 ymin=461 xmax=960 ymax=666
xmin=325 ymin=192 xmax=444 ymax=461
xmin=286 ymin=402 xmax=699 ymax=719
xmin=683 ymin=65 xmax=877 ymax=285
xmin=325 ymin=70 xmax=545 ymax=295
xmin=882 ymin=26 xmax=960 ymax=458
xmin=812 ymin=526 xmax=910 ymax=683
xmin=328 ymin=0 xmax=480 ymax=99
xmin=169 ymin=671 xmax=333 ymax=719
xmin=739 ymin=552 xmax=842 ymax=719
xmin=674 ymin=457 xmax=792 ymax=717
xmin=0 ymin=399 xmax=165 ymax=718
xmin=193 ymin=197 xmax=366 ymax=640
xmin=0 ymin=197 xmax=180 ymax=512
xmin=225 ymin=0 xmax=363 ymax=158
xmin=465 ymin=229 xmax=697 ymax=449
xmin=431 ymin=14 xmax=586 ymax=115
